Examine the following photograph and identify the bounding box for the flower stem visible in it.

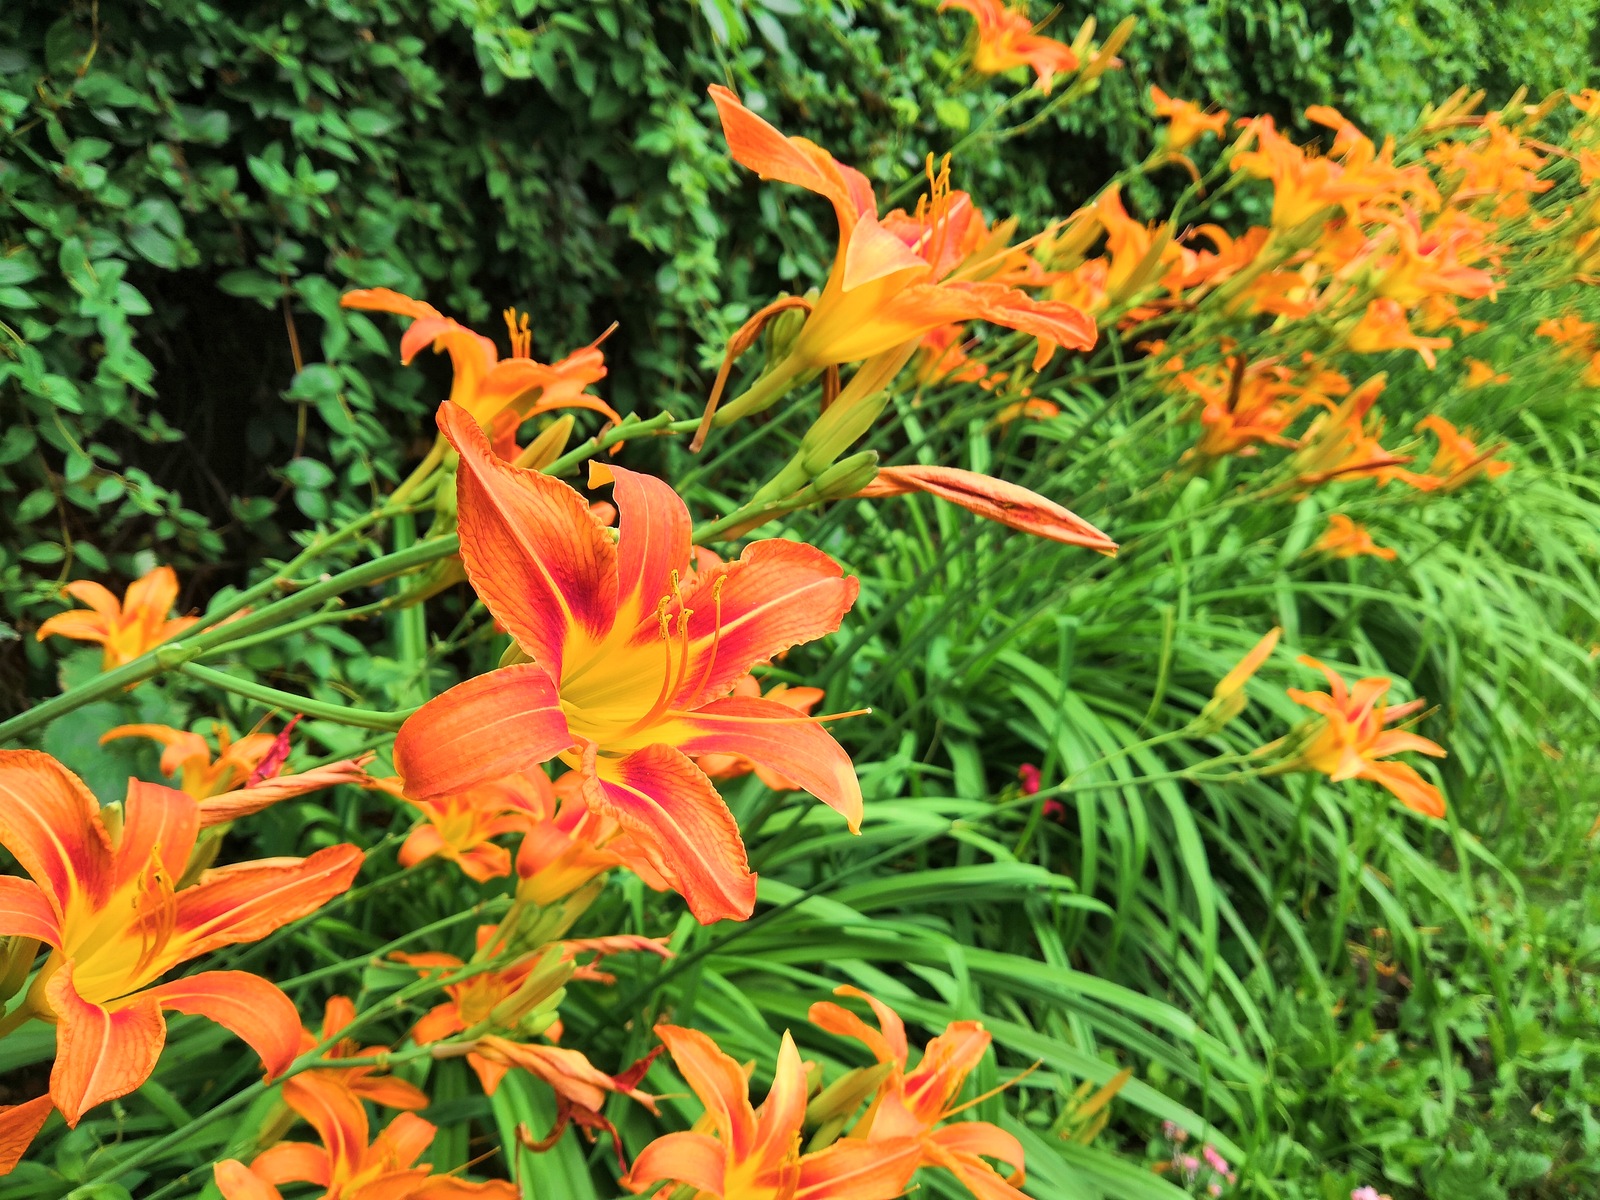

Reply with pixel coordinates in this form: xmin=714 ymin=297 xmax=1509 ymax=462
xmin=176 ymin=663 xmax=418 ymax=731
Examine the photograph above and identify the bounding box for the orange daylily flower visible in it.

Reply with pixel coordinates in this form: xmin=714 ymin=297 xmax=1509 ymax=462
xmin=1181 ymin=355 xmax=1339 ymax=459
xmin=35 ymin=565 xmax=198 ymax=670
xmin=100 ymin=721 xmax=371 ymax=827
xmin=392 ymin=403 xmax=863 ymax=924
xmin=1281 ymin=656 xmax=1447 ymax=818
xmin=1426 ymin=121 xmax=1551 ymax=218
xmin=1313 ymin=514 xmax=1397 ymax=561
xmin=510 ymin=773 xmax=648 ymax=906
xmin=623 ymin=1023 xmax=923 ymax=1200
xmin=1348 ymin=298 xmax=1452 ymax=367
xmin=375 ymin=771 xmax=552 ymax=883
xmin=1535 ymin=314 xmax=1597 ymax=356
xmin=855 ymin=465 xmax=1116 ymax=553
xmin=994 ymin=397 xmax=1059 ymax=425
xmin=1289 ymin=376 xmax=1418 ymax=490
xmin=916 ymin=324 xmax=990 ymax=386
xmin=1150 ymin=87 xmax=1229 ymax=152
xmin=339 ymin=288 xmax=621 ymax=459
xmin=0 ymin=751 xmax=362 ymax=1138
xmin=808 ymin=987 xmax=1030 ymax=1200
xmin=940 ymin=0 xmax=1079 ymax=93
xmin=710 ymin=86 xmax=1095 ymax=382
xmin=1462 ymin=358 xmax=1509 ymax=389
xmin=1410 ymin=415 xmax=1512 ymax=492
xmin=696 ymin=675 xmax=827 ymax=790
xmin=1194 ymin=627 xmax=1282 ymax=730
xmin=214 ymin=1077 xmax=516 ymax=1200
xmin=1370 ymin=211 xmax=1501 ymax=309
xmin=293 ymin=996 xmax=431 ymax=1113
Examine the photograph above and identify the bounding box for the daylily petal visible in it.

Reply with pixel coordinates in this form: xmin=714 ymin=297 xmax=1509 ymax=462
xmin=796 ymin=1136 xmax=923 ymax=1200
xmin=654 ymin=1025 xmax=756 ymax=1153
xmin=213 ymin=1160 xmax=286 ymax=1200
xmin=841 ymin=214 xmax=936 ymax=293
xmin=585 ymin=747 xmax=756 ymax=924
xmin=0 ymin=876 xmax=63 ymax=946
xmin=34 ymin=610 xmax=112 ymax=644
xmin=60 ymin=580 xmax=123 ymax=617
xmin=857 ymin=465 xmax=1117 ymax=553
xmin=589 ymin=462 xmax=692 ymax=632
xmin=398 ymin=824 xmax=449 ymax=870
xmin=281 ymin=1075 xmax=369 ymax=1177
xmin=248 ymin=1141 xmax=331 ymax=1186
xmin=100 ymin=724 xmax=213 ymax=779
xmin=372 ymin=1110 xmax=436 ymax=1170
xmin=623 ymin=1130 xmax=726 ymax=1196
xmin=0 ymin=749 xmax=114 ymax=915
xmin=808 ymin=985 xmax=909 ymax=1065
xmin=198 ymin=759 xmax=374 ymax=828
xmin=337 ymin=287 xmax=445 ymax=323
xmin=673 ymin=540 xmax=859 ymax=710
xmin=47 ymin=964 xmax=166 ymax=1123
xmin=1370 ymin=730 xmax=1448 ymax=759
xmin=123 ymin=565 xmax=181 ymax=626
xmin=752 ymin=1032 xmax=808 ymax=1166
xmin=0 ymin=1094 xmax=54 ymax=1175
xmin=351 ymin=1076 xmax=433 ymax=1111
xmin=925 ymin=1122 xmax=1030 ymax=1200
xmin=146 ymin=971 xmax=301 ymax=1079
xmin=172 ymin=844 xmax=363 ymax=960
xmin=116 ymin=780 xmax=201 ymax=889
xmin=394 ymin=665 xmax=573 ymax=799
xmin=439 ymin=400 xmax=618 ymax=677
xmin=1358 ymin=760 xmax=1446 ymax=818
xmin=665 ymin=696 xmax=863 ymax=830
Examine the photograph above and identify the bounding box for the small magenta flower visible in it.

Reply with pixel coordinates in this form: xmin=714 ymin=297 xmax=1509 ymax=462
xmin=1018 ymin=763 xmax=1041 ymax=794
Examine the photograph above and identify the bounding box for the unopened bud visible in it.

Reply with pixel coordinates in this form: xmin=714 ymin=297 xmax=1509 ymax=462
xmin=0 ymin=936 xmax=40 ymax=1006
xmin=810 ymin=451 xmax=881 ymax=499
xmin=764 ymin=297 xmax=813 ymax=367
xmin=512 ymin=415 xmax=576 ymax=470
xmin=805 ymin=1061 xmax=894 ymax=1128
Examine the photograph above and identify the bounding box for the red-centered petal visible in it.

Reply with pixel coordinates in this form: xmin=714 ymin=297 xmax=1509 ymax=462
xmin=752 ymin=1032 xmax=808 ymax=1166
xmin=585 ymin=747 xmax=755 ymax=924
xmin=841 ymin=214 xmax=936 ymax=293
xmin=709 ymin=85 xmax=874 ymax=233
xmin=46 ymin=965 xmax=166 ymax=1123
xmin=859 ymin=466 xmax=1118 ymax=554
xmin=213 ymin=1160 xmax=286 ymax=1200
xmin=439 ymin=401 xmax=618 ymax=677
xmin=281 ymin=1075 xmax=369 ymax=1177
xmin=654 ymin=1025 xmax=756 ymax=1154
xmin=0 ymin=876 xmax=62 ymax=946
xmin=172 ymin=844 xmax=363 ymax=961
xmin=248 ymin=1141 xmax=331 ymax=1186
xmin=796 ymin=1136 xmax=922 ymax=1200
xmin=0 ymin=750 xmax=114 ymax=915
xmin=589 ymin=462 xmax=692 ymax=632
xmin=393 ymin=665 xmax=572 ymax=799
xmin=672 ymin=540 xmax=859 ymax=710
xmin=123 ymin=566 xmax=180 ymax=625
xmin=116 ymin=780 xmax=201 ymax=889
xmin=146 ymin=971 xmax=301 ymax=1079
xmin=34 ymin=611 xmax=112 ymax=645
xmin=0 ymin=1093 xmax=54 ymax=1175
xmin=623 ymin=1130 xmax=727 ymax=1196
xmin=663 ymin=697 xmax=863 ymax=831
xmin=1358 ymin=760 xmax=1447 ymax=818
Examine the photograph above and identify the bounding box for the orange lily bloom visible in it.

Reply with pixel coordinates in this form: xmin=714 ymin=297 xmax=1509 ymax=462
xmin=1313 ymin=514 xmax=1397 ymax=561
xmin=0 ymin=751 xmax=362 ymax=1134
xmin=35 ymin=565 xmax=198 ymax=670
xmin=339 ymin=288 xmax=621 ymax=459
xmin=1347 ymin=298 xmax=1452 ymax=368
xmin=808 ymin=987 xmax=1029 ymax=1200
xmin=940 ymin=0 xmax=1079 ymax=93
xmin=100 ymin=722 xmax=371 ymax=826
xmin=1194 ymin=627 xmax=1282 ymax=731
xmin=1535 ymin=314 xmax=1597 ymax=356
xmin=1282 ymin=656 xmax=1447 ymax=817
xmin=1289 ymin=377 xmax=1418 ymax=490
xmin=1181 ymin=355 xmax=1332 ymax=459
xmin=854 ymin=465 xmax=1116 ymax=553
xmin=1150 ymin=87 xmax=1229 ymax=152
xmin=1462 ymin=358 xmax=1509 ymax=389
xmin=696 ymin=675 xmax=827 ymax=789
xmin=916 ymin=324 xmax=990 ymax=386
xmin=623 ymin=1023 xmax=922 ymax=1200
xmin=994 ymin=397 xmax=1059 ymax=425
xmin=214 ymin=1077 xmax=517 ymax=1200
xmin=510 ymin=773 xmax=647 ymax=906
xmin=376 ymin=771 xmax=551 ymax=883
xmin=1410 ymin=415 xmax=1512 ymax=492
xmin=393 ymin=403 xmax=863 ymax=924
xmin=293 ymin=995 xmax=431 ymax=1113
xmin=710 ymin=85 xmax=1095 ymax=384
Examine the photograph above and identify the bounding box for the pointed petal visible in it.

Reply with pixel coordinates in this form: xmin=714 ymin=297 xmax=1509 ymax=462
xmin=213 ymin=1160 xmax=287 ymax=1200
xmin=0 ymin=750 xmax=114 ymax=914
xmin=752 ymin=1032 xmax=808 ymax=1165
xmin=806 ymin=988 xmax=907 ymax=1066
xmin=1370 ymin=729 xmax=1447 ymax=759
xmin=398 ymin=824 xmax=448 ymax=870
xmin=281 ymin=1076 xmax=370 ymax=1177
xmin=172 ymin=844 xmax=363 ymax=960
xmin=372 ymin=1110 xmax=437 ymax=1169
xmin=146 ymin=971 xmax=301 ymax=1079
xmin=439 ymin=401 xmax=618 ymax=677
xmin=248 ymin=1141 xmax=331 ymax=1186
xmin=123 ymin=566 xmax=180 ymax=625
xmin=860 ymin=465 xmax=1117 ymax=553
xmin=588 ymin=462 xmax=692 ymax=631
xmin=796 ymin=1136 xmax=922 ymax=1200
xmin=34 ymin=610 xmax=112 ymax=645
xmin=117 ymin=780 xmax=201 ymax=888
xmin=885 ymin=280 xmax=1098 ymax=357
xmin=666 ymin=697 xmax=862 ymax=830
xmin=925 ymin=1122 xmax=1030 ymax=1200
xmin=623 ymin=1130 xmax=727 ymax=1196
xmin=585 ymin=747 xmax=755 ymax=924
xmin=654 ymin=1025 xmax=756 ymax=1151
xmin=0 ymin=876 xmax=63 ymax=946
xmin=393 ymin=665 xmax=572 ymax=799
xmin=337 ymin=287 xmax=445 ymax=321
xmin=100 ymin=724 xmax=213 ymax=780
xmin=60 ymin=579 xmax=123 ymax=617
xmin=0 ymin=1094 xmax=54 ymax=1175
xmin=351 ymin=1076 xmax=432 ymax=1111
xmin=1358 ymin=760 xmax=1446 ymax=818
xmin=673 ymin=540 xmax=859 ymax=709
xmin=47 ymin=965 xmax=166 ymax=1123
xmin=199 ymin=760 xmax=373 ymax=828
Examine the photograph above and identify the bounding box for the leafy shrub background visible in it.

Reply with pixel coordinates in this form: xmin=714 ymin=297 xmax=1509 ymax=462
xmin=4 ymin=0 xmax=1596 ymax=711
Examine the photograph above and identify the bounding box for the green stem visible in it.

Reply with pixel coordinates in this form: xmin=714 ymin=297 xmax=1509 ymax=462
xmin=710 ymin=355 xmax=812 ymax=429
xmin=176 ymin=663 xmax=418 ymax=731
